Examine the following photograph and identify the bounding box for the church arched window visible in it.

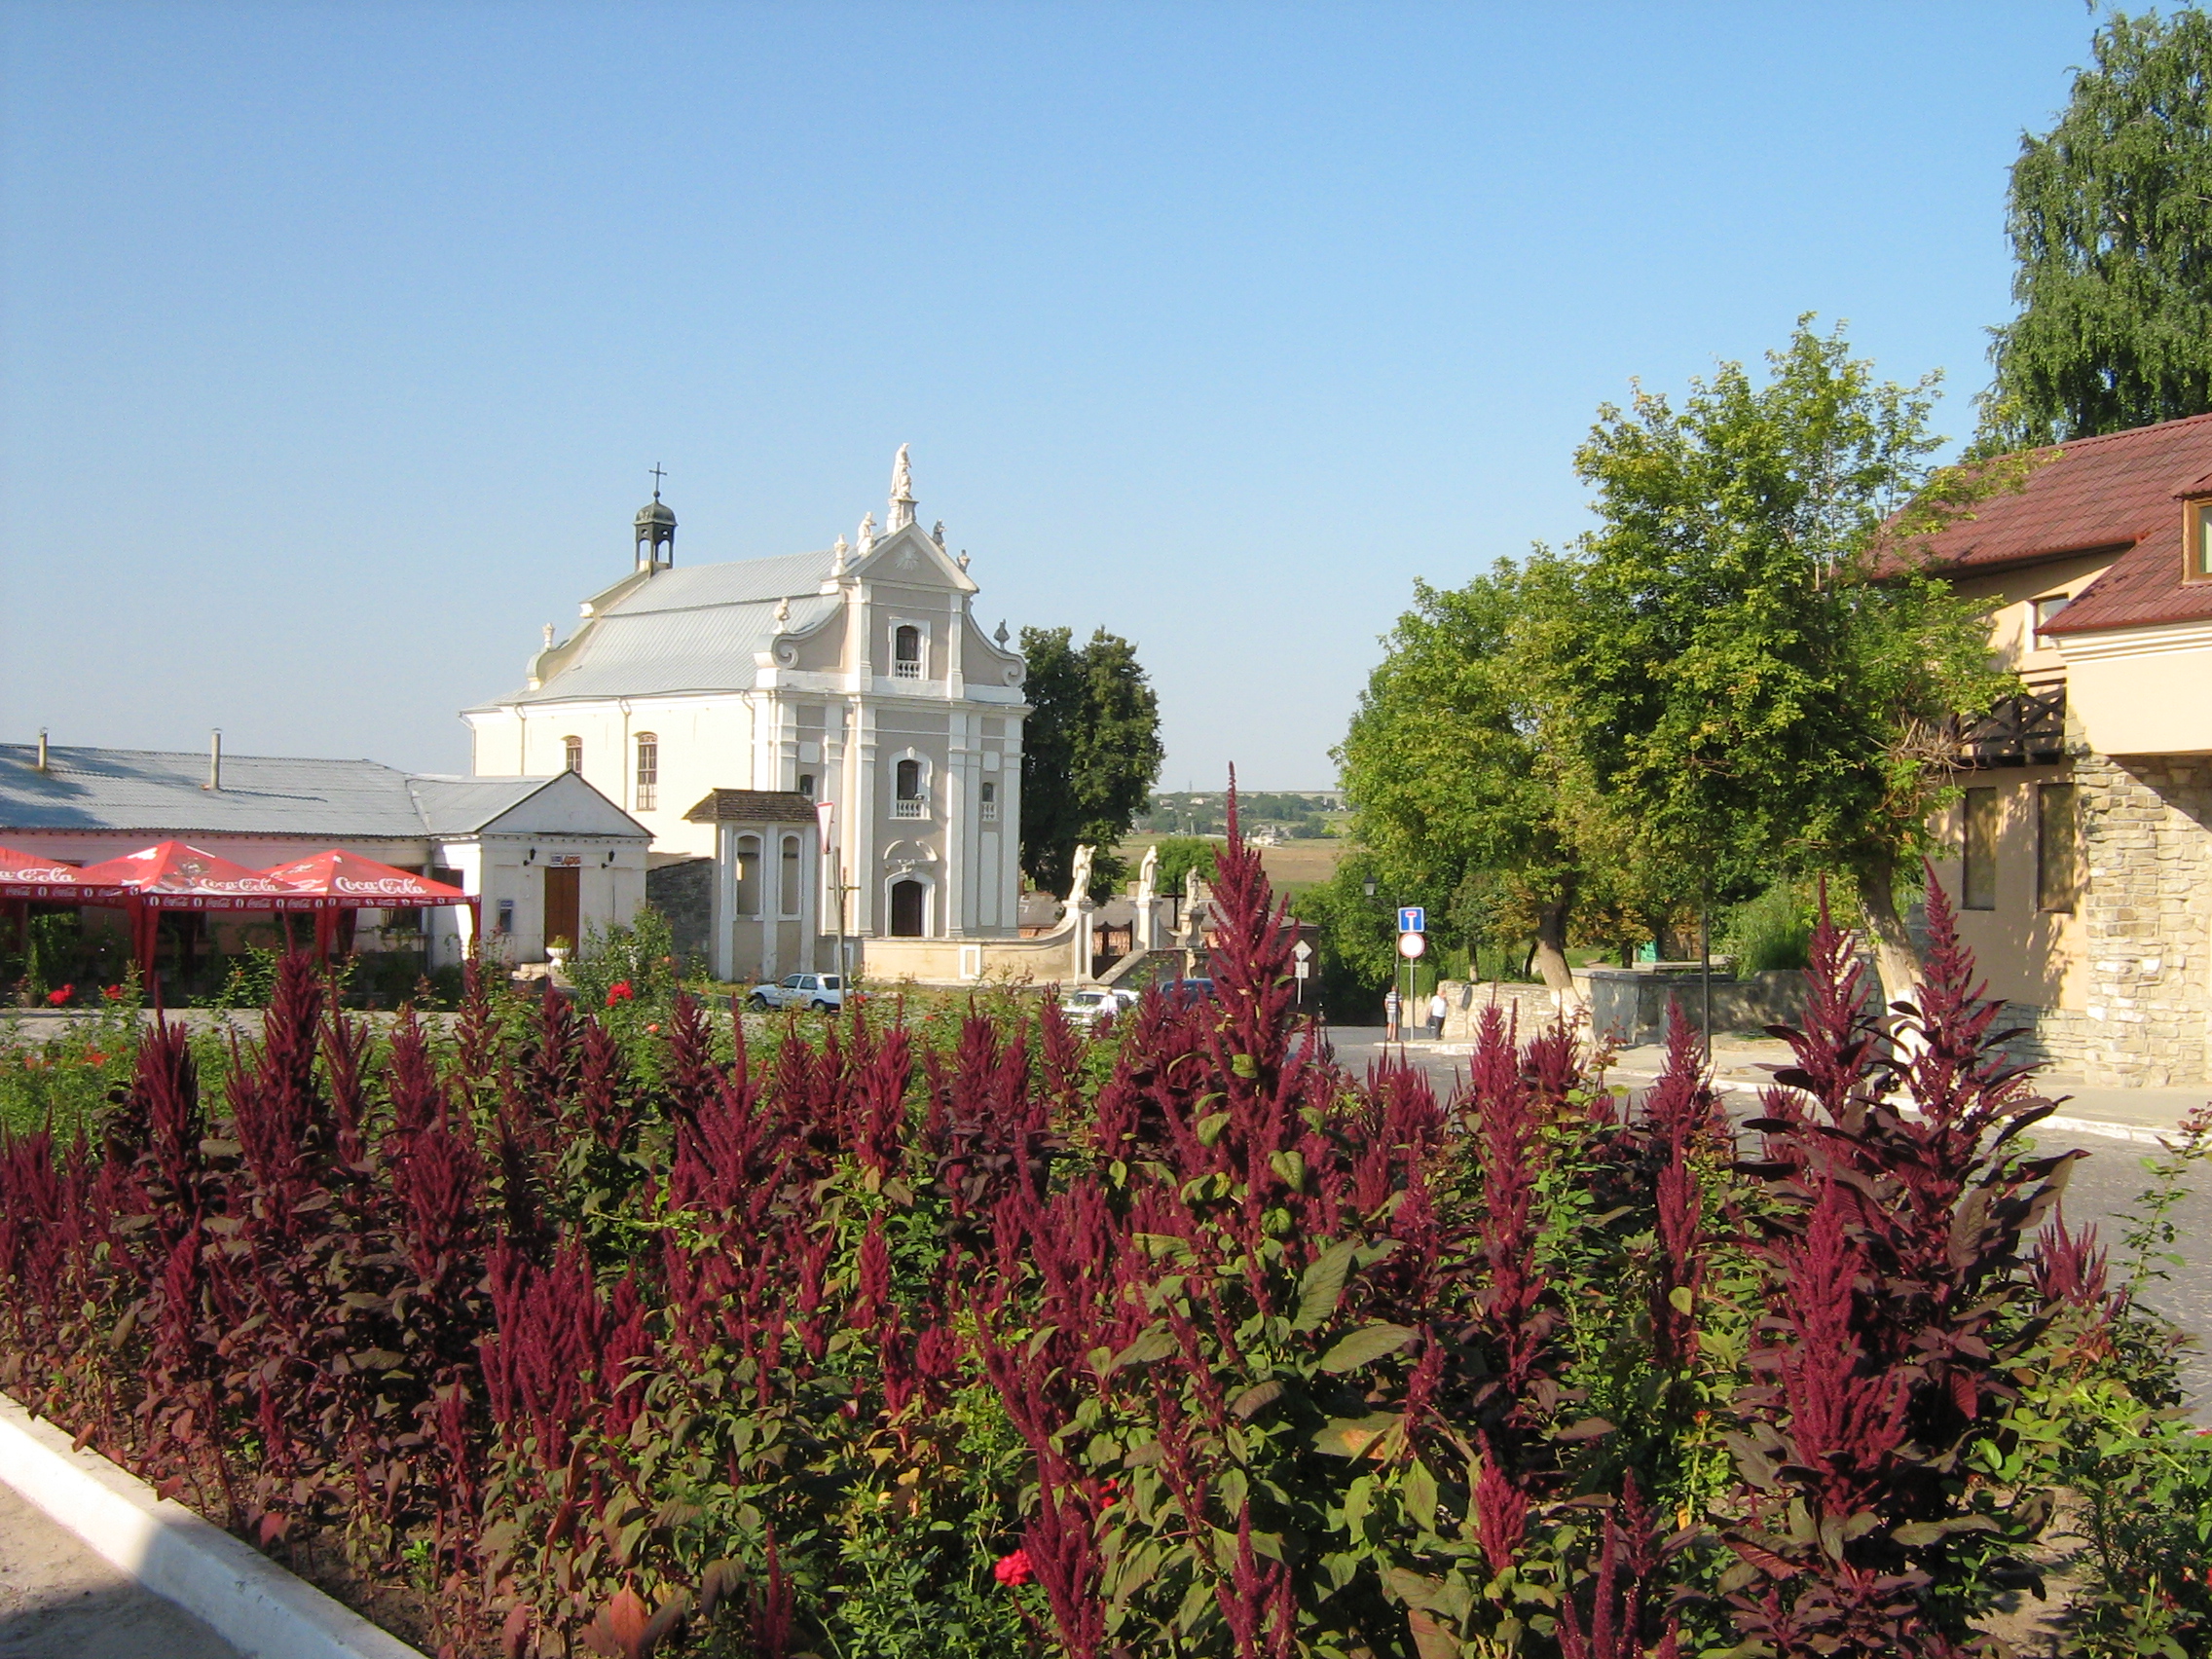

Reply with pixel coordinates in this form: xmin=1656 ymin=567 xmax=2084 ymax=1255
xmin=780 ymin=835 xmax=801 ymax=917
xmin=893 ymin=625 xmax=923 ymax=680
xmin=635 ymin=734 xmax=658 ymax=812
xmin=894 ymin=756 xmax=926 ymax=818
xmin=563 ymin=736 xmax=582 ymax=774
xmin=733 ymin=834 xmax=761 ymax=917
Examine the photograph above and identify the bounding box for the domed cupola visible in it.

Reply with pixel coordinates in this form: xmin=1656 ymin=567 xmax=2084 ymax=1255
xmin=635 ymin=465 xmax=676 ymax=571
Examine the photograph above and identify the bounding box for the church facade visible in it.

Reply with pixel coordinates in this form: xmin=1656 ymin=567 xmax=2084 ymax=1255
xmin=462 ymin=451 xmax=1029 ymax=946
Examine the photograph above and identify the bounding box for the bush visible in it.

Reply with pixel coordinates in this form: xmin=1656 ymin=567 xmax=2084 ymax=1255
xmin=1717 ymin=880 xmax=1815 ymax=974
xmin=0 ymin=822 xmax=2199 ymax=1658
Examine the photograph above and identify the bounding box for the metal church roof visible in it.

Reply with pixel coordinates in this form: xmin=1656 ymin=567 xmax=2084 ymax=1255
xmin=476 ymin=550 xmax=844 ymax=707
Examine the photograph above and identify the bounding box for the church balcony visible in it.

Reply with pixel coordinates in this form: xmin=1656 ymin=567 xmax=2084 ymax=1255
xmin=893 ymin=797 xmax=927 ymax=819
xmin=894 ymin=660 xmax=923 ymax=681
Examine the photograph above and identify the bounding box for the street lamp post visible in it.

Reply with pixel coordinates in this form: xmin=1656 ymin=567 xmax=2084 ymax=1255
xmin=1363 ymin=875 xmax=1416 ymax=1051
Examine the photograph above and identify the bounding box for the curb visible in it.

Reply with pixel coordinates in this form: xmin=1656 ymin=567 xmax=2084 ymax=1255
xmin=1593 ymin=1069 xmax=2189 ymax=1148
xmin=0 ymin=1392 xmax=424 ymax=1659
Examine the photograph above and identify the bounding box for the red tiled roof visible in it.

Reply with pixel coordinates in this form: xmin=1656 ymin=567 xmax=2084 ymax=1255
xmin=1894 ymin=411 xmax=2212 ymax=635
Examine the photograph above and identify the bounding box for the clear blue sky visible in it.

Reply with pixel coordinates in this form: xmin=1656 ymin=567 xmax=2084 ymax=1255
xmin=1 ymin=2 xmax=2112 ymax=790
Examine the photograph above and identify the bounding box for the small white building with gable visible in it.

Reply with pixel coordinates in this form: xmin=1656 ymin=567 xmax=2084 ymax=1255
xmin=462 ymin=451 xmax=1030 ymax=953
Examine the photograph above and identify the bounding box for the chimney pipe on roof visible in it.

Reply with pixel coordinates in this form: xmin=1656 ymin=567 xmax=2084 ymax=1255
xmin=205 ymin=729 xmax=222 ymax=793
xmin=35 ymin=729 xmax=48 ymax=772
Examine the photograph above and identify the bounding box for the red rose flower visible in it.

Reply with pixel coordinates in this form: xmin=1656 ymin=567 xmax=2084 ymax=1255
xmin=101 ymin=984 xmax=127 ymax=1002
xmin=606 ymin=980 xmax=634 ymax=1006
xmin=46 ymin=984 xmax=73 ymax=1008
xmin=993 ymin=1549 xmax=1034 ymax=1588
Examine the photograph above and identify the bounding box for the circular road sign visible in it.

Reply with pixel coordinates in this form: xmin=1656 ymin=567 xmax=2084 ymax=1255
xmin=1397 ymin=932 xmax=1427 ymax=960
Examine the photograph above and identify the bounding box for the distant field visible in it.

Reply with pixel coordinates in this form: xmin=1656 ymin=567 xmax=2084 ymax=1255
xmin=1119 ymin=834 xmax=1348 ymax=898
xmin=1256 ymin=841 xmax=1348 ymax=895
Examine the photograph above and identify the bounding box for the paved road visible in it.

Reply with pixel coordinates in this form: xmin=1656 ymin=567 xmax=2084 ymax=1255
xmin=0 ymin=1481 xmax=239 ymax=1659
xmin=1326 ymin=1025 xmax=2212 ymax=1413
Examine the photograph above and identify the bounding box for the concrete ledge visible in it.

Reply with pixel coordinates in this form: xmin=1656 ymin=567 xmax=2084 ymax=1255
xmin=0 ymin=1391 xmax=424 ymax=1659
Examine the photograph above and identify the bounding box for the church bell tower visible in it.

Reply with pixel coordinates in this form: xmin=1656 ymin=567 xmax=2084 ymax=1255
xmin=635 ymin=466 xmax=676 ymax=572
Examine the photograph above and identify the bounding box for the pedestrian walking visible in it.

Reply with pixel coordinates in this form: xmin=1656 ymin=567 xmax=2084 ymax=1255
xmin=1383 ymin=985 xmax=1401 ymax=1042
xmin=1426 ymin=989 xmax=1448 ymax=1041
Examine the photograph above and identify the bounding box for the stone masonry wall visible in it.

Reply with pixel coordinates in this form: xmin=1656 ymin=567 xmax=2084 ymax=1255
xmin=2076 ymin=754 xmax=2212 ymax=1087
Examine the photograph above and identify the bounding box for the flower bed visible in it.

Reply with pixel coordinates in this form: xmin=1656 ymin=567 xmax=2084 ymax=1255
xmin=0 ymin=815 xmax=2206 ymax=1658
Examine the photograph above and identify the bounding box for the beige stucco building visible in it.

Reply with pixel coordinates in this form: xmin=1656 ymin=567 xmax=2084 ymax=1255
xmin=1912 ymin=413 xmax=2212 ymax=1086
xmin=462 ymin=451 xmax=1030 ymax=973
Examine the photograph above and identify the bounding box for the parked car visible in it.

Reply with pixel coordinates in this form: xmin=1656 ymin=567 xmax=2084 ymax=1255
xmin=1159 ymin=977 xmax=1217 ymax=1009
xmin=1058 ymin=987 xmax=1139 ymax=1029
xmin=746 ymin=972 xmax=853 ymax=1012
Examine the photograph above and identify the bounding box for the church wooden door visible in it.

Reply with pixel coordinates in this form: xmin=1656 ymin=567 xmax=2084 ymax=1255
xmin=889 ymin=879 xmax=925 ymax=938
xmin=544 ymin=866 xmax=580 ymax=949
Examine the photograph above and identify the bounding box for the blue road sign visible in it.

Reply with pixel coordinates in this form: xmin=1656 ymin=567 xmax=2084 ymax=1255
xmin=1397 ymin=905 xmax=1426 ymax=935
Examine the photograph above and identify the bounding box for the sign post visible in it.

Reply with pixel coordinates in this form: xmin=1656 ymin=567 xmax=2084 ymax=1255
xmin=1395 ymin=910 xmax=1426 ymax=1052
xmin=1292 ymin=937 xmax=1312 ymax=1007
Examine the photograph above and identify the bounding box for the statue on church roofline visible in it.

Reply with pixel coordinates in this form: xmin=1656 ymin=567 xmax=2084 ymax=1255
xmin=831 ymin=534 xmax=851 ymax=576
xmin=888 ymin=444 xmax=915 ymax=531
xmin=857 ymin=513 xmax=876 ymax=556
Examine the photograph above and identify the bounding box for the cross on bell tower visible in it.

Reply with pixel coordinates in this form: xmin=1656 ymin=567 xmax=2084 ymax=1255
xmin=634 ymin=465 xmax=676 ymax=572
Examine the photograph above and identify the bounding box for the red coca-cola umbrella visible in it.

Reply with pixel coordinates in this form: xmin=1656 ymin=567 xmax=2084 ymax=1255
xmin=0 ymin=845 xmax=131 ymax=903
xmin=256 ymin=849 xmax=470 ymax=907
xmin=73 ymin=841 xmax=291 ymax=907
xmin=257 ymin=849 xmax=477 ymax=956
xmin=1 ymin=845 xmax=134 ymax=967
xmin=73 ymin=841 xmax=294 ymax=975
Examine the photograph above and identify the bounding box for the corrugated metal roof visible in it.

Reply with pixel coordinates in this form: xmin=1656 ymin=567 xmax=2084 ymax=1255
xmin=610 ymin=551 xmax=834 ymax=612
xmin=0 ymin=747 xmax=646 ymax=842
xmin=1898 ymin=412 xmax=2212 ymax=634
xmin=407 ymin=775 xmax=557 ymax=835
xmin=0 ymin=746 xmax=429 ymax=837
xmin=475 ymin=551 xmax=845 ymax=707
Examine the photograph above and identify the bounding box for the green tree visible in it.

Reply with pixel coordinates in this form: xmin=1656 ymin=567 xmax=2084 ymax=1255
xmin=1332 ymin=567 xmax=1600 ymax=995
xmin=1017 ymin=626 xmax=1163 ymax=898
xmin=1984 ymin=8 xmax=2212 ymax=446
xmin=1145 ymin=835 xmax=1218 ymax=899
xmin=1529 ymin=320 xmax=2018 ymax=1005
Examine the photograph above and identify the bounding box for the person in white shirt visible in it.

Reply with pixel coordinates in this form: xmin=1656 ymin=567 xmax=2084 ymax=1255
xmin=1426 ymin=990 xmax=1448 ymax=1040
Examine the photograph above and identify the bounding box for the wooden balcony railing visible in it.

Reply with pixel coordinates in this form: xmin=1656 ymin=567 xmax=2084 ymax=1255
xmin=1942 ymin=689 xmax=2068 ymax=768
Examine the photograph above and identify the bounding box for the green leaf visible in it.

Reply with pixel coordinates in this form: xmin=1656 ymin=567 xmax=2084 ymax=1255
xmin=1312 ymin=1411 xmax=1404 ymax=1458
xmin=1403 ymin=1458 xmax=1439 ymax=1531
xmin=1319 ymin=1322 xmax=1416 ymax=1372
xmin=1197 ymin=1111 xmax=1232 ymax=1147
xmin=1668 ymin=1284 xmax=1695 ymax=1315
xmin=1107 ymin=1325 xmax=1178 ymax=1374
xmin=1230 ymin=1052 xmax=1259 ymax=1079
xmin=1294 ymin=1239 xmax=1358 ymax=1332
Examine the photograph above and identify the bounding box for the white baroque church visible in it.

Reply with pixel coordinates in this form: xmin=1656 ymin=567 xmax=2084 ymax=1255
xmin=463 ymin=450 xmax=1029 ymax=945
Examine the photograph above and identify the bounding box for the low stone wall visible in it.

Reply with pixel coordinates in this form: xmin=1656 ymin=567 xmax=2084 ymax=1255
xmin=1575 ymin=968 xmax=1810 ymax=1050
xmin=1434 ymin=981 xmax=1575 ymax=1043
xmin=858 ymin=931 xmax=1084 ymax=987
xmin=1993 ymin=1003 xmax=2091 ymax=1076
xmin=644 ymin=858 xmax=715 ymax=971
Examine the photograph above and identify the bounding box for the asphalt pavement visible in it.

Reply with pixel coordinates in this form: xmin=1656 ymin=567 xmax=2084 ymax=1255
xmin=0 ymin=1480 xmax=239 ymax=1659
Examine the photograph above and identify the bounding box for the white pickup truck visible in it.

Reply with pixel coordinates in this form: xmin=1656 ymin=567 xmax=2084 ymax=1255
xmin=745 ymin=972 xmax=853 ymax=1013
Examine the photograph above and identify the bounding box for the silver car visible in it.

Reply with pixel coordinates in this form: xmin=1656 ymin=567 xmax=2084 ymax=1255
xmin=1059 ymin=987 xmax=1139 ymax=1029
